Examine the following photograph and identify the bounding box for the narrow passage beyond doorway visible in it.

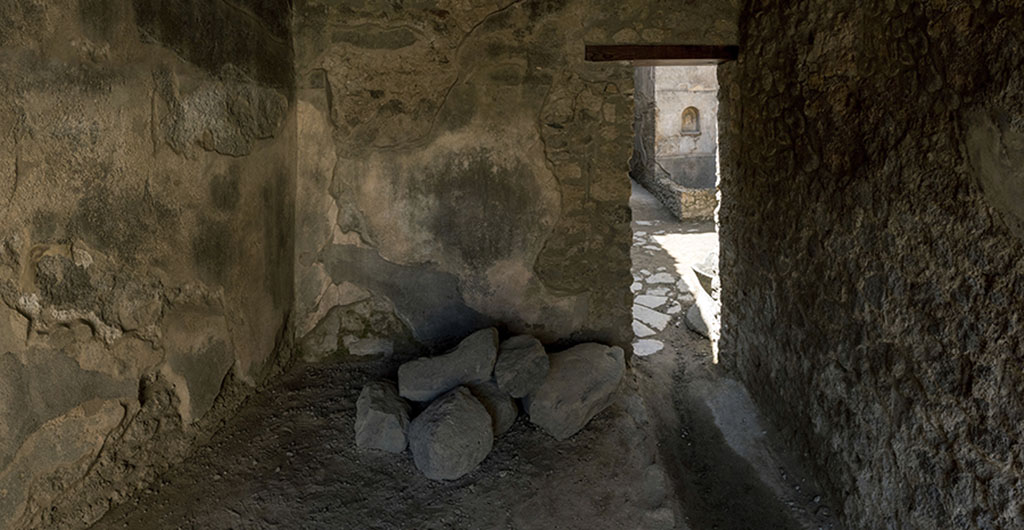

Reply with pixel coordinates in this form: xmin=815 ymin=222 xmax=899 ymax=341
xmin=629 ymin=179 xmax=836 ymax=530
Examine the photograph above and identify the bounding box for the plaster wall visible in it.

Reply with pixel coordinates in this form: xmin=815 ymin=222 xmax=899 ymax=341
xmin=654 ymin=66 xmax=719 ymax=156
xmin=718 ymin=2 xmax=1024 ymax=528
xmin=0 ymin=1 xmax=294 ymax=528
xmin=293 ymin=0 xmax=739 ymax=359
xmin=654 ymin=66 xmax=720 ymax=189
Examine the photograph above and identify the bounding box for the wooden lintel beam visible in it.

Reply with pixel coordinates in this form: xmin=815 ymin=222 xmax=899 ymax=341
xmin=584 ymin=44 xmax=739 ymax=65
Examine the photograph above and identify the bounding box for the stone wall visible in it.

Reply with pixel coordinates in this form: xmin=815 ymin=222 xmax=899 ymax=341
xmin=293 ymin=0 xmax=739 ymax=360
xmin=0 ymin=1 xmax=294 ymax=528
xmin=718 ymin=1 xmax=1024 ymax=528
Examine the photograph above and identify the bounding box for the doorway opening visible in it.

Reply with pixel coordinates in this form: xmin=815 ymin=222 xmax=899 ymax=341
xmin=628 ymin=65 xmax=721 ymax=361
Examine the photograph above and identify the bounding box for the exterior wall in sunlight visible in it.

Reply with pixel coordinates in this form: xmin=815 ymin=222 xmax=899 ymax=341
xmin=631 ymin=66 xmax=719 ymax=221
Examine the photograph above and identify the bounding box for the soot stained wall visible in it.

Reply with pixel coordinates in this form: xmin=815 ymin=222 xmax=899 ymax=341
xmin=293 ymin=0 xmax=739 ymax=360
xmin=718 ymin=2 xmax=1024 ymax=528
xmin=0 ymin=1 xmax=294 ymax=528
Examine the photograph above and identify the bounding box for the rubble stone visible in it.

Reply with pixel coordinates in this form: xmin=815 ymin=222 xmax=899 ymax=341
xmin=355 ymin=382 xmax=411 ymax=453
xmin=524 ymin=343 xmax=626 ymax=440
xmin=467 ymin=381 xmax=517 ymax=436
xmin=398 ymin=328 xmax=498 ymax=402
xmin=408 ymin=387 xmax=493 ymax=481
xmin=494 ymin=335 xmax=549 ymax=398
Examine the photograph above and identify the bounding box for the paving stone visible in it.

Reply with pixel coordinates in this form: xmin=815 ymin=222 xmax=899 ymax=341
xmin=633 ymin=339 xmax=664 ymax=356
xmin=635 ymin=295 xmax=668 ymax=309
xmin=646 ymin=272 xmax=675 ymax=284
xmin=633 ymin=320 xmax=657 ymax=338
xmin=634 ymin=305 xmax=672 ymax=331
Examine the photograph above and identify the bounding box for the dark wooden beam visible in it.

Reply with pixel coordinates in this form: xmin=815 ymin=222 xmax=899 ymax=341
xmin=585 ymin=44 xmax=739 ymax=66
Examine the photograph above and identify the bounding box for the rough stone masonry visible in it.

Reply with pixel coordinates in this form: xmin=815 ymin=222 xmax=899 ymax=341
xmin=718 ymin=2 xmax=1024 ymax=529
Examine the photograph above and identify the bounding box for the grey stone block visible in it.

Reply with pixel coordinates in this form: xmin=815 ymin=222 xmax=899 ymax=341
xmin=355 ymin=381 xmax=411 ymax=453
xmin=524 ymin=343 xmax=626 ymax=440
xmin=467 ymin=380 xmax=517 ymax=436
xmin=494 ymin=335 xmax=549 ymax=398
xmin=408 ymin=387 xmax=493 ymax=481
xmin=398 ymin=328 xmax=498 ymax=402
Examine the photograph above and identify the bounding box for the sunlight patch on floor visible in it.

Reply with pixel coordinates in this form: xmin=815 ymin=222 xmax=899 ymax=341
xmin=652 ymin=231 xmax=718 ymax=300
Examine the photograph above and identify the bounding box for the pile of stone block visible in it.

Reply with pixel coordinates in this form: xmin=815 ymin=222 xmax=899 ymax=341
xmin=354 ymin=328 xmax=626 ymax=480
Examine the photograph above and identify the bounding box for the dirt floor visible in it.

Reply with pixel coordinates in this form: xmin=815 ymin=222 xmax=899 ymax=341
xmin=90 ymin=181 xmax=839 ymax=530
xmin=93 ymin=356 xmax=685 ymax=530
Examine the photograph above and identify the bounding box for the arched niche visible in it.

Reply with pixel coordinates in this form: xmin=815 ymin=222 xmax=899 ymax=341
xmin=680 ymin=106 xmax=700 ymax=135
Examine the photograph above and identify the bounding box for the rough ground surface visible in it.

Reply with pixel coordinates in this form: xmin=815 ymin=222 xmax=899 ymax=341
xmin=90 ymin=182 xmax=837 ymax=530
xmin=629 ymin=180 xmax=839 ymax=530
xmin=91 ymin=356 xmax=678 ymax=530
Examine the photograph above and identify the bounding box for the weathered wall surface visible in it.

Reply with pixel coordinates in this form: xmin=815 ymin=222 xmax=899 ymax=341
xmin=719 ymin=1 xmax=1024 ymax=528
xmin=0 ymin=1 xmax=294 ymax=528
xmin=293 ymin=0 xmax=739 ymax=360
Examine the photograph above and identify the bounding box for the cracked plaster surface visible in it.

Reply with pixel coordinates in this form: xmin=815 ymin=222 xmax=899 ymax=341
xmin=294 ymin=0 xmax=736 ymax=352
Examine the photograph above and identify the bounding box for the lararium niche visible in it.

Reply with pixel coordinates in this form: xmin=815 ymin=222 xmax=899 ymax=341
xmin=680 ymin=106 xmax=700 ymax=134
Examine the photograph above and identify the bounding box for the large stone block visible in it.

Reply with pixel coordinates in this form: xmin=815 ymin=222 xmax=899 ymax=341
xmin=524 ymin=343 xmax=626 ymax=440
xmin=407 ymin=387 xmax=493 ymax=481
xmin=355 ymin=381 xmax=411 ymax=453
xmin=467 ymin=380 xmax=517 ymax=436
xmin=685 ymin=304 xmax=709 ymax=338
xmin=494 ymin=335 xmax=549 ymax=399
xmin=398 ymin=328 xmax=498 ymax=402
